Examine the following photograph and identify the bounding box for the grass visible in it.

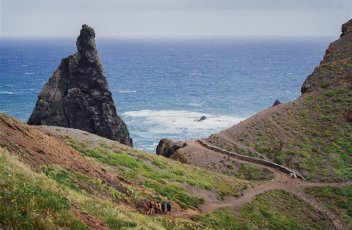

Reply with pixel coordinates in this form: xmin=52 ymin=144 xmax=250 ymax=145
xmin=142 ymin=180 xmax=204 ymax=208
xmin=0 ymin=146 xmax=260 ymax=230
xmin=0 ymin=140 xmax=337 ymax=229
xmin=65 ymin=137 xmax=250 ymax=208
xmin=0 ymin=147 xmax=206 ymax=229
xmin=43 ymin=165 xmax=127 ymax=202
xmin=0 ymin=148 xmax=87 ymax=229
xmin=198 ymin=190 xmax=330 ymax=229
xmin=232 ymin=164 xmax=274 ymax=181
xmin=210 ymin=87 xmax=352 ymax=182
xmin=306 ymin=186 xmax=352 ymax=228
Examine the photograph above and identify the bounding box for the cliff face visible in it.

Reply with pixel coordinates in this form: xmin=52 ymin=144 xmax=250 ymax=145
xmin=301 ymin=19 xmax=352 ymax=94
xmin=163 ymin=19 xmax=352 ymax=182
xmin=28 ymin=25 xmax=132 ymax=146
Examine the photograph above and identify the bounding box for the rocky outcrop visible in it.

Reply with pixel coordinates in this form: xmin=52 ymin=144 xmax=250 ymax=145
xmin=272 ymin=100 xmax=281 ymax=107
xmin=28 ymin=24 xmax=132 ymax=146
xmin=341 ymin=19 xmax=352 ymax=37
xmin=301 ymin=19 xmax=352 ymax=94
xmin=156 ymin=138 xmax=186 ymax=158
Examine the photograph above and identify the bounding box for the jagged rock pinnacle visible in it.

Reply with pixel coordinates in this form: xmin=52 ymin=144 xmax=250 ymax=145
xmin=28 ymin=24 xmax=133 ymax=146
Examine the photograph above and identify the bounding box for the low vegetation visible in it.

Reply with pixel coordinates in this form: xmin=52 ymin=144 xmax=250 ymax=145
xmin=306 ymin=186 xmax=352 ymax=228
xmin=198 ymin=190 xmax=330 ymax=230
xmin=210 ymin=88 xmax=352 ymax=182
xmin=207 ymin=31 xmax=352 ymax=182
xmin=65 ymin=136 xmax=250 ymax=208
xmin=0 ymin=148 xmax=87 ymax=229
xmin=0 ymin=146 xmax=333 ymax=229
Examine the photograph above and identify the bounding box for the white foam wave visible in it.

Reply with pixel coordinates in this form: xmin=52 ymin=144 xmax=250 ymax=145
xmin=123 ymin=109 xmax=245 ymax=137
xmin=188 ymin=102 xmax=203 ymax=108
xmin=189 ymin=72 xmax=203 ymax=76
xmin=25 ymin=72 xmax=35 ymax=75
xmin=112 ymin=89 xmax=137 ymax=94
xmin=0 ymin=91 xmax=13 ymax=95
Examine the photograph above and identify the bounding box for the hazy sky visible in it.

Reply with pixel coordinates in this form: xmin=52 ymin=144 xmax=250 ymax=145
xmin=1 ymin=0 xmax=351 ymax=38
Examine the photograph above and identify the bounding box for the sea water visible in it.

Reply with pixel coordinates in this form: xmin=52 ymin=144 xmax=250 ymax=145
xmin=0 ymin=38 xmax=333 ymax=152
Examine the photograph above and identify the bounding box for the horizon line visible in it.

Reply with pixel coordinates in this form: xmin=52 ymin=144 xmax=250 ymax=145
xmin=0 ymin=35 xmax=337 ymax=40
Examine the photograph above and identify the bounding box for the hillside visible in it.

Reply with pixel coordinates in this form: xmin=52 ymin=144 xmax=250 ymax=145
xmin=167 ymin=19 xmax=352 ymax=183
xmin=2 ymin=113 xmax=352 ymax=229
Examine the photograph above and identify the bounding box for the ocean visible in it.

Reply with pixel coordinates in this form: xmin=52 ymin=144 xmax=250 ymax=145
xmin=0 ymin=37 xmax=333 ymax=152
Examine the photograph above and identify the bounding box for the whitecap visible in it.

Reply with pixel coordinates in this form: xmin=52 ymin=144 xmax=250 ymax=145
xmin=25 ymin=72 xmax=35 ymax=75
xmin=123 ymin=109 xmax=245 ymax=138
xmin=0 ymin=91 xmax=13 ymax=95
xmin=112 ymin=89 xmax=137 ymax=93
xmin=189 ymin=70 xmax=203 ymax=76
xmin=188 ymin=102 xmax=203 ymax=108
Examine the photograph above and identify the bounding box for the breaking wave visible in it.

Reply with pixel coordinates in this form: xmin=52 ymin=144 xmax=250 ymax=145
xmin=122 ymin=109 xmax=245 ymax=151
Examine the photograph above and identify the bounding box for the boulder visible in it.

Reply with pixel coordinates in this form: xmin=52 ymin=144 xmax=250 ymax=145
xmin=197 ymin=116 xmax=207 ymax=122
xmin=272 ymin=99 xmax=282 ymax=107
xmin=156 ymin=138 xmax=186 ymax=158
xmin=28 ymin=24 xmax=132 ymax=146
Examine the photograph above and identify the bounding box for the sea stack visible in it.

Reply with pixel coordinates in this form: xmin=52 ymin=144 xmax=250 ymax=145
xmin=28 ymin=24 xmax=132 ymax=146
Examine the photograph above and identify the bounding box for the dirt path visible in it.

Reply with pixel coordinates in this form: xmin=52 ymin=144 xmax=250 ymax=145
xmin=189 ymin=141 xmax=351 ymax=230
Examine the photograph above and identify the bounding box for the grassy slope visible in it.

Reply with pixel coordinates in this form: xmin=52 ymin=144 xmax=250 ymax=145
xmin=64 ymin=136 xmax=250 ymax=208
xmin=198 ymin=189 xmax=330 ymax=230
xmin=306 ymin=186 xmax=352 ymax=228
xmin=0 ymin=146 xmax=332 ymax=229
xmin=0 ymin=146 xmax=203 ymax=229
xmin=207 ymin=25 xmax=352 ymax=182
xmin=171 ymin=143 xmax=275 ymax=181
xmin=0 ymin=113 xmax=251 ymax=229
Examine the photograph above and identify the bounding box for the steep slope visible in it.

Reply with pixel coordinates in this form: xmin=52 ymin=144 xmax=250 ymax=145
xmin=27 ymin=24 xmax=132 ymax=146
xmin=166 ymin=19 xmax=352 ymax=182
xmin=0 ymin=113 xmax=254 ymax=229
xmin=1 ymin=113 xmax=344 ymax=229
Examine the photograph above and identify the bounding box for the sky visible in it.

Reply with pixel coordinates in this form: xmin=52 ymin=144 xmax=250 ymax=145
xmin=1 ymin=0 xmax=351 ymax=38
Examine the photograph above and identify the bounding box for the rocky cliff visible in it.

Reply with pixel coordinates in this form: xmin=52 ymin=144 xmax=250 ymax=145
xmin=28 ymin=24 xmax=132 ymax=146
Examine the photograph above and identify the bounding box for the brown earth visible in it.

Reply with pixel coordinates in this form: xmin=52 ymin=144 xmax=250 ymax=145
xmin=0 ymin=113 xmax=130 ymax=196
xmin=72 ymin=207 xmax=106 ymax=230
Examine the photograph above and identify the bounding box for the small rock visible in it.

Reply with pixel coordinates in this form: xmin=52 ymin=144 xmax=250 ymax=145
xmin=272 ymin=100 xmax=282 ymax=107
xmin=197 ymin=116 xmax=207 ymax=122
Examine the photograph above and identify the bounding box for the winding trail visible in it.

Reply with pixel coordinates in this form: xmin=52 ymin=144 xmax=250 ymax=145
xmin=188 ymin=140 xmax=351 ymax=230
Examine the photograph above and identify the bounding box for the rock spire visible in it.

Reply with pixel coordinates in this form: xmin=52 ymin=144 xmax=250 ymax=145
xmin=28 ymin=24 xmax=132 ymax=146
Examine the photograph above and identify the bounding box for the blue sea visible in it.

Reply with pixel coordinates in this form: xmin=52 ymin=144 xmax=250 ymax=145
xmin=0 ymin=37 xmax=333 ymax=152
